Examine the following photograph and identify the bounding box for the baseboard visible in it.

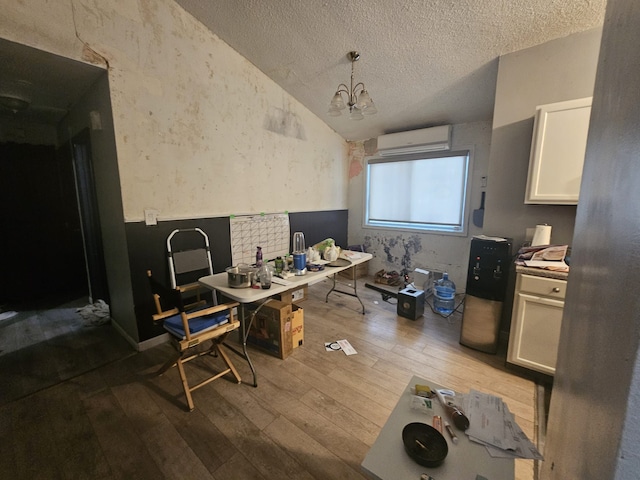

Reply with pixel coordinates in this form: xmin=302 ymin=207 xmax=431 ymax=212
xmin=137 ymin=332 xmax=170 ymax=351
xmin=110 ymin=319 xmax=169 ymax=351
xmin=110 ymin=319 xmax=139 ymax=349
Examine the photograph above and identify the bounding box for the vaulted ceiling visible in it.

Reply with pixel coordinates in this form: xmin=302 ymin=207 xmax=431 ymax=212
xmin=176 ymin=0 xmax=607 ymax=141
xmin=0 ymin=1 xmax=607 ymax=142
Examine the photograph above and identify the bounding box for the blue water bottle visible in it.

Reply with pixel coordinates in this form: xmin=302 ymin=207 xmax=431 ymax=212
xmin=434 ymin=272 xmax=456 ymax=315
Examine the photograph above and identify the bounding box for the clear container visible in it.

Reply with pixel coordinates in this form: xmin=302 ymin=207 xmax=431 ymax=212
xmin=258 ymin=264 xmax=272 ymax=289
xmin=256 ymin=246 xmax=263 ymax=267
xmin=293 ymin=232 xmax=305 ymax=253
xmin=434 ymin=272 xmax=456 ymax=315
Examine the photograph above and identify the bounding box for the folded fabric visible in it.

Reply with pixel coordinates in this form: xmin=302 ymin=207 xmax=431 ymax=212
xmin=164 ymin=310 xmax=229 ymax=339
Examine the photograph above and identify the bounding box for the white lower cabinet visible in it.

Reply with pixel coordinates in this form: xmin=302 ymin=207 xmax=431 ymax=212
xmin=507 ymin=273 xmax=566 ymax=375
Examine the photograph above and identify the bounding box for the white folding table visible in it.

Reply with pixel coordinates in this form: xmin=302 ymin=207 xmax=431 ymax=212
xmin=199 ymin=252 xmax=372 ymax=386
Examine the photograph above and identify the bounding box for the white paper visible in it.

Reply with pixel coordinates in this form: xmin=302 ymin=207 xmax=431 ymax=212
xmin=341 ymin=250 xmax=364 ymax=259
xmin=473 ymin=235 xmax=508 ymax=242
xmin=523 ymin=259 xmax=569 ymax=271
xmin=410 ymin=395 xmax=434 ymax=414
xmin=465 ymin=389 xmax=543 ymax=460
xmin=325 ymin=341 xmax=342 ymax=351
xmin=336 ymin=339 xmax=357 ymax=355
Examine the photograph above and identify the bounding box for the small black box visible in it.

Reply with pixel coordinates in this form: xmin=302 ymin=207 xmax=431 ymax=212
xmin=397 ymin=288 xmax=425 ymax=320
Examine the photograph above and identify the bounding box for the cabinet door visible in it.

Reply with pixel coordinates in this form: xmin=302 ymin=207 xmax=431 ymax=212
xmin=525 ymin=97 xmax=592 ymax=204
xmin=507 ymin=292 xmax=564 ymax=375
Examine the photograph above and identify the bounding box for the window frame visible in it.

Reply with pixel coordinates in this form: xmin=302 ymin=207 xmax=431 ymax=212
xmin=363 ymin=149 xmax=472 ymax=236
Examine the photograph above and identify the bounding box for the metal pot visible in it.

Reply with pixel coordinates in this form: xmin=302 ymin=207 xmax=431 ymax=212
xmin=226 ymin=264 xmax=256 ymax=288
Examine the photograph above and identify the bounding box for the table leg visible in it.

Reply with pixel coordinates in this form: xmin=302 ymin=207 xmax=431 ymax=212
xmin=325 ymin=266 xmax=366 ymax=314
xmin=223 ymin=303 xmax=258 ymax=387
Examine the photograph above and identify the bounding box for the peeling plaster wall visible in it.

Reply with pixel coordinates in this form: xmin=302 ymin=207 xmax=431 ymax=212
xmin=347 ymin=121 xmax=493 ymax=289
xmin=1 ymin=0 xmax=348 ymax=222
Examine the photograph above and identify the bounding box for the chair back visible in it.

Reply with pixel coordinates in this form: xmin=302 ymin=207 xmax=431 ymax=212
xmin=166 ymin=228 xmax=214 ymax=288
xmin=147 ymin=270 xmax=185 ymax=315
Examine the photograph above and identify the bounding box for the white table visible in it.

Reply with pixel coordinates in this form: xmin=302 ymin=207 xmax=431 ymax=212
xmin=199 ymin=252 xmax=372 ymax=386
xmin=362 ymin=375 xmax=514 ymax=480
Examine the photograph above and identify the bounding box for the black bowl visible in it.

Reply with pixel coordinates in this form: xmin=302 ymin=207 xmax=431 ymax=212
xmin=402 ymin=422 xmax=448 ymax=467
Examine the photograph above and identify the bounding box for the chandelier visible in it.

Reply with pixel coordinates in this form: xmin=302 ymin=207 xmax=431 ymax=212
xmin=328 ymin=51 xmax=377 ymax=121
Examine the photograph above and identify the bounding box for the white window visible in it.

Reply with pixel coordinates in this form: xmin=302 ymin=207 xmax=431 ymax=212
xmin=365 ymin=151 xmax=471 ymax=234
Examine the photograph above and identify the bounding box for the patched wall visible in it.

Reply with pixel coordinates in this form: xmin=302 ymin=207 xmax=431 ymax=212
xmin=1 ymin=0 xmax=348 ymax=222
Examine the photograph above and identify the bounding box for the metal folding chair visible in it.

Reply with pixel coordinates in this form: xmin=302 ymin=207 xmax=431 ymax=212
xmin=167 ymin=228 xmax=216 ymax=308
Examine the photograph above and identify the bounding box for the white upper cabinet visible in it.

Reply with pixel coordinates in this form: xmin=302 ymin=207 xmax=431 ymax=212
xmin=525 ymin=97 xmax=592 ymax=204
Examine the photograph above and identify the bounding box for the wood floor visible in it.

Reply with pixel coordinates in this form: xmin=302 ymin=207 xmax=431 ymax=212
xmin=0 ymin=277 xmax=538 ymax=480
xmin=0 ymin=297 xmax=135 ymax=406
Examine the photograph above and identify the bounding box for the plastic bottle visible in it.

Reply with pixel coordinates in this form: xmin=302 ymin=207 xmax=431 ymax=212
xmin=256 ymin=246 xmax=263 ymax=267
xmin=434 ymin=272 xmax=456 ymax=315
xmin=275 ymin=256 xmax=284 ymax=274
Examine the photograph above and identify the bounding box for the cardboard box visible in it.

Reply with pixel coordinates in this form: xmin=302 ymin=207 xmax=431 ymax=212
xmin=247 ymin=300 xmax=293 ymax=359
xmin=275 ymin=284 xmax=308 ymax=304
xmin=291 ymin=304 xmax=304 ymax=348
xmin=339 ymin=262 xmax=369 ymax=280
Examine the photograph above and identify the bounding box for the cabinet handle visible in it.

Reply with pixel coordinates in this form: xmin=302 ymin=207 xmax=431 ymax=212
xmin=552 ymin=287 xmax=561 ymax=293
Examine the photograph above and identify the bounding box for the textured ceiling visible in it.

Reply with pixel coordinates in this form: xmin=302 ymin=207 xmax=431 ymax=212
xmin=176 ymin=0 xmax=606 ymax=141
xmin=0 ymin=1 xmax=606 ymax=138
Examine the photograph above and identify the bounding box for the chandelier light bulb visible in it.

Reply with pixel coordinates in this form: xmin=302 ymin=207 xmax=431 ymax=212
xmin=349 ymin=108 xmax=364 ymax=121
xmin=330 ymin=92 xmax=346 ymax=110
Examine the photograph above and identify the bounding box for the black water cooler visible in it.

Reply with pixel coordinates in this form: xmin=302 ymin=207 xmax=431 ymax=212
xmin=460 ymin=237 xmax=512 ymax=353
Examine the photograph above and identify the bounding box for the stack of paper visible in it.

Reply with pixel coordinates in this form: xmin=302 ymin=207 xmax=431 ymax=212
xmin=464 ymin=390 xmax=543 ymax=460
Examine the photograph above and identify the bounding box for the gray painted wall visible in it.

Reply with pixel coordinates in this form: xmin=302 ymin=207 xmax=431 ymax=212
xmin=484 ymin=27 xmax=602 ymax=248
xmin=541 ymin=0 xmax=640 ymax=477
xmin=58 ymin=74 xmax=137 ymax=343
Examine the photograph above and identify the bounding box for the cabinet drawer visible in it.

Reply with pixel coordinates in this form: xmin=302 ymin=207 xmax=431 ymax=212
xmin=519 ymin=274 xmax=566 ymax=299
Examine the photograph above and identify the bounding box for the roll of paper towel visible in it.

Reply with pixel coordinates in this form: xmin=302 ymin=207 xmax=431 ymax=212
xmin=532 ymin=224 xmax=552 ymax=246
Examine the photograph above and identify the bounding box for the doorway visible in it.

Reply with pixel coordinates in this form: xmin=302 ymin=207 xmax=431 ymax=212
xmin=0 ymin=39 xmax=134 ymax=405
xmin=0 ymin=141 xmax=89 ymax=308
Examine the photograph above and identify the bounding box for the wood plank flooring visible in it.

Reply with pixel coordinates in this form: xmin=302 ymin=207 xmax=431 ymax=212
xmin=0 ymin=297 xmax=135 ymax=406
xmin=0 ymin=277 xmax=538 ymax=480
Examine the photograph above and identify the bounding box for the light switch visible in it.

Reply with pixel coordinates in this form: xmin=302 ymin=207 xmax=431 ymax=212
xmin=144 ymin=209 xmax=159 ymax=226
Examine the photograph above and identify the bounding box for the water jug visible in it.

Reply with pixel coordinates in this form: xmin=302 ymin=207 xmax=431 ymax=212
xmin=434 ymin=272 xmax=456 ymax=315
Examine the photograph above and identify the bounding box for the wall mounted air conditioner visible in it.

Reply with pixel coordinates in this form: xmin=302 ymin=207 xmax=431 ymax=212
xmin=377 ymin=125 xmax=451 ymax=156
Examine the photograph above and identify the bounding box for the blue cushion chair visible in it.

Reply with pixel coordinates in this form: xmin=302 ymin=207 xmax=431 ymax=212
xmin=147 ymin=270 xmax=241 ymax=411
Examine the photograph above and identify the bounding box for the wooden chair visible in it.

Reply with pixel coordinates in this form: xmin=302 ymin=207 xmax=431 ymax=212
xmin=147 ymin=270 xmax=241 ymax=411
